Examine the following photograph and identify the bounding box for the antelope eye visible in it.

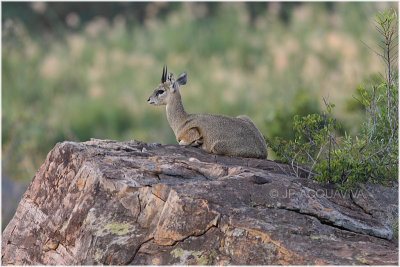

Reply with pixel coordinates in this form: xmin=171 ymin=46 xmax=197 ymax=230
xmin=156 ymin=90 xmax=165 ymax=95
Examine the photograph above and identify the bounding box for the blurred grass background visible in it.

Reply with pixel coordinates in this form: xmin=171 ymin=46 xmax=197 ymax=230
xmin=2 ymin=2 xmax=397 ymax=227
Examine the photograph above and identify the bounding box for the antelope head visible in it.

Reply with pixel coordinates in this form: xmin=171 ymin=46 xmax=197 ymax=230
xmin=147 ymin=65 xmax=187 ymax=105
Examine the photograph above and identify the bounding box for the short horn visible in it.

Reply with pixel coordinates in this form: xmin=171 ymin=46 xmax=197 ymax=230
xmin=161 ymin=65 xmax=165 ymax=83
xmin=164 ymin=64 xmax=168 ymax=82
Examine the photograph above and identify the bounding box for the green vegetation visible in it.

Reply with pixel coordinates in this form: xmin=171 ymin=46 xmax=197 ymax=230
xmin=2 ymin=2 xmax=397 ymax=184
xmin=267 ymin=9 xmax=398 ymax=190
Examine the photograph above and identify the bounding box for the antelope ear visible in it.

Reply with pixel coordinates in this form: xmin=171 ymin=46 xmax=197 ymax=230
xmin=176 ymin=72 xmax=187 ymax=86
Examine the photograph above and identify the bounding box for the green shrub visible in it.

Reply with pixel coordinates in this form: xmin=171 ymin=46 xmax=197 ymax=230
xmin=267 ymin=9 xmax=398 ymax=190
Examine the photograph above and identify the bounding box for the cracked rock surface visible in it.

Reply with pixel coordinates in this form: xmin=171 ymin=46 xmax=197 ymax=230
xmin=1 ymin=139 xmax=398 ymax=265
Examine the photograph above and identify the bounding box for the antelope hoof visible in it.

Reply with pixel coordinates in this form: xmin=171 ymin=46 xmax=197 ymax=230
xmin=192 ymin=138 xmax=204 ymax=147
xmin=179 ymin=140 xmax=191 ymax=146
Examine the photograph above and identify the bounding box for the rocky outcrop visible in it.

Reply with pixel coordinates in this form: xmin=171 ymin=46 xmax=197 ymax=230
xmin=1 ymin=139 xmax=398 ymax=265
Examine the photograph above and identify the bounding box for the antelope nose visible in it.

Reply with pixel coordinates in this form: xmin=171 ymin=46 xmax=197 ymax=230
xmin=147 ymin=97 xmax=150 ymax=102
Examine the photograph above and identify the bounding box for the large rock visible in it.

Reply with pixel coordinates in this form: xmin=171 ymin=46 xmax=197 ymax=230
xmin=1 ymin=139 xmax=398 ymax=265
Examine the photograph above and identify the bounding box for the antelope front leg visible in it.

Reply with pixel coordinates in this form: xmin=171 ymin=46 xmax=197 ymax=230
xmin=178 ymin=128 xmax=202 ymax=147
